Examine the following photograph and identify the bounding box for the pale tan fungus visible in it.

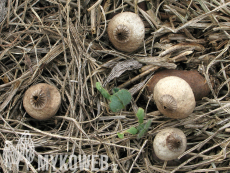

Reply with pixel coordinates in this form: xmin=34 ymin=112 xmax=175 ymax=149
xmin=153 ymin=76 xmax=196 ymax=119
xmin=107 ymin=12 xmax=145 ymax=52
xmin=23 ymin=83 xmax=61 ymax=120
xmin=153 ymin=127 xmax=187 ymax=161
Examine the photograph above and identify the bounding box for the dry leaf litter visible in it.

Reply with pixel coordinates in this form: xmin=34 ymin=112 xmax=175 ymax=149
xmin=0 ymin=0 xmax=230 ymax=172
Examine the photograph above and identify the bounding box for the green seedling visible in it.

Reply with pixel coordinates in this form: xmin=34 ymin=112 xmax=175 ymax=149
xmin=96 ymin=82 xmax=132 ymax=112
xmin=137 ymin=120 xmax=151 ymax=139
xmin=117 ymin=108 xmax=151 ymax=139
xmin=117 ymin=127 xmax=138 ymax=139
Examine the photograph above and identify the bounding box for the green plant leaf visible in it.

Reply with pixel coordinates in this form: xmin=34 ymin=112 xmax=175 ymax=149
xmin=126 ymin=127 xmax=138 ymax=135
xmin=137 ymin=129 xmax=146 ymax=140
xmin=136 ymin=108 xmax=144 ymax=124
xmin=96 ymin=82 xmax=111 ymax=100
xmin=137 ymin=120 xmax=152 ymax=139
xmin=96 ymin=82 xmax=131 ymax=112
xmin=114 ymin=89 xmax=132 ymax=107
xmin=137 ymin=123 xmax=145 ymax=132
xmin=144 ymin=120 xmax=152 ymax=130
xmin=112 ymin=88 xmax=120 ymax=94
xmin=109 ymin=95 xmax=124 ymax=112
xmin=109 ymin=89 xmax=132 ymax=112
xmin=117 ymin=133 xmax=124 ymax=139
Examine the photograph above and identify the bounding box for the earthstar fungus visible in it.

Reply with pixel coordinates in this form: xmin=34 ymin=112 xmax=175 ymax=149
xmin=153 ymin=127 xmax=187 ymax=161
xmin=153 ymin=76 xmax=196 ymax=119
xmin=107 ymin=12 xmax=145 ymax=52
xmin=146 ymin=69 xmax=210 ymax=101
xmin=146 ymin=69 xmax=211 ymax=119
xmin=23 ymin=83 xmax=61 ymax=120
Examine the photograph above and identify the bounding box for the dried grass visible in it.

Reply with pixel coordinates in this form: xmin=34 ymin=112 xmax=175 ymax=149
xmin=1 ymin=0 xmax=230 ymax=172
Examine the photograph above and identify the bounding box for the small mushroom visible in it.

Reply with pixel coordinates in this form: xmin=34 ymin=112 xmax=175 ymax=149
xmin=153 ymin=76 xmax=195 ymax=119
xmin=153 ymin=127 xmax=187 ymax=161
xmin=146 ymin=69 xmax=210 ymax=101
xmin=107 ymin=12 xmax=145 ymax=52
xmin=23 ymin=83 xmax=61 ymax=120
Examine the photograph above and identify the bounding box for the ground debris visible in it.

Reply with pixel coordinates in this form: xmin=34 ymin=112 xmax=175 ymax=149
xmin=1 ymin=0 xmax=230 ymax=172
xmin=0 ymin=0 xmax=7 ymax=23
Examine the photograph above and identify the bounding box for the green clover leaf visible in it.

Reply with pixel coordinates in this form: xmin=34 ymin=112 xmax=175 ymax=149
xmin=96 ymin=82 xmax=131 ymax=112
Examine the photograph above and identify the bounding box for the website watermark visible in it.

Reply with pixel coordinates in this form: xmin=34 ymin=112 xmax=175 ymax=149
xmin=3 ymin=131 xmax=115 ymax=172
xmin=3 ymin=131 xmax=35 ymax=171
xmin=38 ymin=154 xmax=111 ymax=171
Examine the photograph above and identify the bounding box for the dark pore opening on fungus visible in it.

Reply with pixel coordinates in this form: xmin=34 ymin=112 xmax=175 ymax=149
xmin=166 ymin=132 xmax=183 ymax=152
xmin=159 ymin=94 xmax=177 ymax=112
xmin=33 ymin=95 xmax=38 ymax=101
xmin=31 ymin=90 xmax=47 ymax=109
xmin=114 ymin=24 xmax=130 ymax=42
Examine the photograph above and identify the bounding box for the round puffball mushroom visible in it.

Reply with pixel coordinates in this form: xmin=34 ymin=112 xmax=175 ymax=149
xmin=146 ymin=69 xmax=211 ymax=101
xmin=153 ymin=76 xmax=195 ymax=119
xmin=107 ymin=12 xmax=145 ymax=52
xmin=153 ymin=127 xmax=187 ymax=161
xmin=23 ymin=83 xmax=61 ymax=120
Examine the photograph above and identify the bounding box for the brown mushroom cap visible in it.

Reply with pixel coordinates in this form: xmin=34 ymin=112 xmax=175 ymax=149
xmin=153 ymin=76 xmax=195 ymax=119
xmin=23 ymin=83 xmax=61 ymax=120
xmin=153 ymin=127 xmax=187 ymax=161
xmin=107 ymin=12 xmax=145 ymax=52
xmin=146 ymin=69 xmax=210 ymax=101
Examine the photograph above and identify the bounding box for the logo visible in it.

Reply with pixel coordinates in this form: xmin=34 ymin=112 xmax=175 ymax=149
xmin=38 ymin=154 xmax=110 ymax=171
xmin=3 ymin=131 xmax=35 ymax=171
xmin=3 ymin=131 xmax=112 ymax=171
